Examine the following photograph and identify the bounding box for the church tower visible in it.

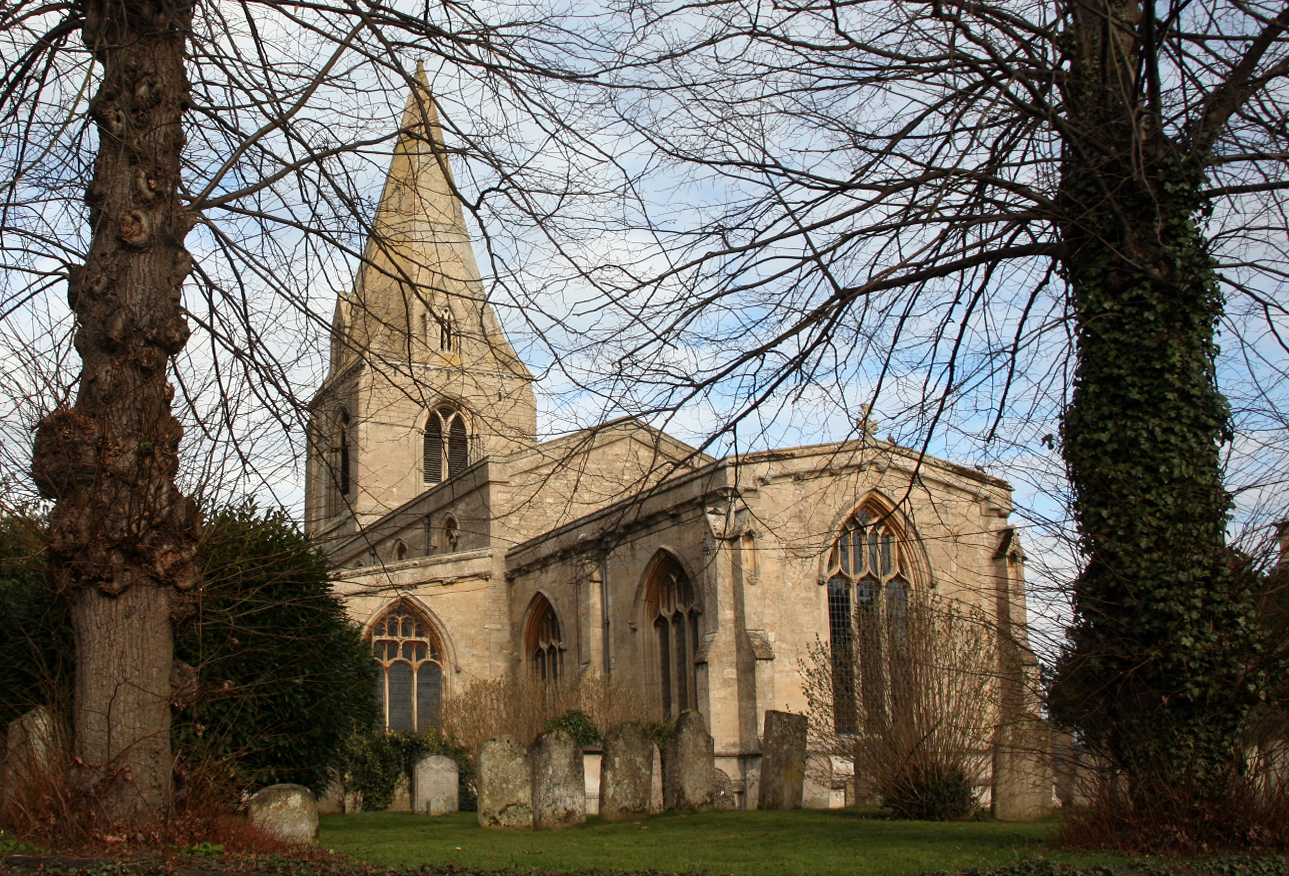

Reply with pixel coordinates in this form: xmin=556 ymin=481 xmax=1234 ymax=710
xmin=306 ymin=72 xmax=537 ymax=536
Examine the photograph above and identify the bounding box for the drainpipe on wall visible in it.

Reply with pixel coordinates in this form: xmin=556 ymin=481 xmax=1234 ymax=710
xmin=599 ymin=544 xmax=611 ymax=675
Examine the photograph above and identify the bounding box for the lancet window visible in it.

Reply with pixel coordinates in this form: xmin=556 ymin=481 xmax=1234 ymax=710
xmin=648 ymin=554 xmax=701 ymax=717
xmin=526 ymin=594 xmax=563 ymax=681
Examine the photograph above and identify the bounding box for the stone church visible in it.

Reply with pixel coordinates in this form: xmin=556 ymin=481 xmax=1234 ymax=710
xmin=305 ymin=78 xmax=1047 ymax=816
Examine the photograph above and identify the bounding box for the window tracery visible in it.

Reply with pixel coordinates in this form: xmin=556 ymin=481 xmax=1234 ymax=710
xmin=526 ymin=595 xmax=563 ymax=681
xmin=648 ymin=554 xmax=701 ymax=717
xmin=371 ymin=604 xmax=443 ymax=731
xmin=825 ymin=503 xmax=911 ymax=733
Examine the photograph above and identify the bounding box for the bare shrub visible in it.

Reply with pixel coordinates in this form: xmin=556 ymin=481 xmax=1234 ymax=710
xmin=441 ymin=673 xmax=652 ymax=759
xmin=801 ymin=589 xmax=999 ymax=819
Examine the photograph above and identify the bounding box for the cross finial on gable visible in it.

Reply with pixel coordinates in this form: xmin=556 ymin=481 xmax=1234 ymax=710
xmin=857 ymin=403 xmax=879 ymax=438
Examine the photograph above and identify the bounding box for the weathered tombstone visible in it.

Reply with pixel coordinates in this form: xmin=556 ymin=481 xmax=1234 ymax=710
xmin=413 ymin=753 xmax=460 ymax=815
xmin=3 ymin=707 xmax=63 ymax=806
xmin=247 ymin=784 xmax=319 ymax=844
xmin=477 ymin=735 xmax=533 ymax=829
xmin=711 ymin=766 xmax=739 ymax=810
xmin=600 ymin=721 xmax=655 ymax=821
xmin=530 ymin=728 xmax=586 ymax=829
xmin=803 ymin=754 xmax=832 ymax=809
xmin=663 ymin=710 xmax=715 ymax=811
xmin=758 ymin=710 xmax=807 ymax=810
xmin=650 ymin=742 xmax=664 ymax=812
xmin=993 ymin=721 xmax=1054 ymax=822
xmin=584 ymin=749 xmax=602 ymax=816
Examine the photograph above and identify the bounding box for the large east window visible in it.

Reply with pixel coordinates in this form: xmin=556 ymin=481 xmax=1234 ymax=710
xmin=826 ymin=504 xmax=911 ymax=734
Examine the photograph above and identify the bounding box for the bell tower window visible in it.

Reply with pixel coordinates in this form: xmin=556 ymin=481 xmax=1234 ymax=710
xmin=423 ymin=406 xmax=470 ymax=484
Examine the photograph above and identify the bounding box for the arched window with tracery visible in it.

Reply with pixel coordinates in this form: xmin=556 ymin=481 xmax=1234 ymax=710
xmin=423 ymin=406 xmax=470 ymax=484
xmin=371 ymin=604 xmax=444 ymax=731
xmin=825 ymin=503 xmax=912 ymax=733
xmin=647 ymin=554 xmax=702 ymax=717
xmin=526 ymin=594 xmax=563 ymax=681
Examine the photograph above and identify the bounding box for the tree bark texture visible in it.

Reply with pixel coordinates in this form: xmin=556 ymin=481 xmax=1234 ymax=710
xmin=1054 ymin=0 xmax=1265 ymax=805
xmin=31 ymin=0 xmax=200 ymax=825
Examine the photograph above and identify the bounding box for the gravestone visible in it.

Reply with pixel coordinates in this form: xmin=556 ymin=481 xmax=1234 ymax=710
xmin=477 ymin=735 xmax=533 ymax=829
xmin=663 ymin=710 xmax=715 ymax=811
xmin=758 ymin=710 xmax=807 ymax=810
xmin=3 ymin=707 xmax=62 ymax=806
xmin=530 ymin=728 xmax=586 ymax=829
xmin=414 ymin=753 xmax=460 ymax=815
xmin=247 ymin=784 xmax=319 ymax=844
xmin=600 ymin=721 xmax=655 ymax=821
xmin=803 ymin=754 xmax=832 ymax=808
xmin=711 ymin=766 xmax=739 ymax=809
xmin=993 ymin=721 xmax=1054 ymax=822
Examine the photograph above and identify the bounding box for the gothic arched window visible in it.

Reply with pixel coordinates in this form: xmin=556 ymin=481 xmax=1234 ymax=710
xmin=371 ymin=604 xmax=444 ymax=731
xmin=526 ymin=594 xmax=563 ymax=681
xmin=825 ymin=503 xmax=911 ymax=733
xmin=439 ymin=310 xmax=454 ymax=352
xmin=647 ymin=554 xmax=701 ymax=717
xmin=423 ymin=406 xmax=469 ymax=484
xmin=329 ymin=408 xmax=352 ymax=517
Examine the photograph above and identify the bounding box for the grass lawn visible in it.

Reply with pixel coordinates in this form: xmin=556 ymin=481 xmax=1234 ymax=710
xmin=320 ymin=809 xmax=1131 ymax=876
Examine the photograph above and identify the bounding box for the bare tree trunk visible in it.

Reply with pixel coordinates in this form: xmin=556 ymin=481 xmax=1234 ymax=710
xmin=31 ymin=0 xmax=200 ymax=825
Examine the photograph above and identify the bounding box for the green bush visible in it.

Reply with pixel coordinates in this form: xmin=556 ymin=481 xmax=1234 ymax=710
xmin=173 ymin=503 xmax=379 ymax=793
xmin=546 ymin=709 xmax=602 ymax=747
xmin=0 ymin=503 xmax=379 ymax=795
xmin=0 ymin=512 xmax=70 ymax=728
xmin=338 ymin=727 xmax=476 ymax=811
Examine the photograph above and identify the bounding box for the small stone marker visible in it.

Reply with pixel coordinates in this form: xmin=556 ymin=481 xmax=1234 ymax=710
xmin=247 ymin=784 xmax=319 ymax=844
xmin=663 ymin=710 xmax=715 ymax=811
xmin=477 ymin=735 xmax=533 ymax=829
xmin=530 ymin=727 xmax=586 ymax=829
xmin=600 ymin=721 xmax=655 ymax=821
xmin=803 ymin=754 xmax=832 ymax=809
xmin=3 ymin=706 xmax=62 ymax=805
xmin=758 ymin=710 xmax=807 ymax=810
xmin=414 ymin=753 xmax=460 ymax=815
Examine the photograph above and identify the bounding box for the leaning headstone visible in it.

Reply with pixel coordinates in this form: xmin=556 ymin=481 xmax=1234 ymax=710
xmin=530 ymin=728 xmax=585 ymax=829
xmin=247 ymin=784 xmax=319 ymax=844
xmin=663 ymin=710 xmax=715 ymax=811
xmin=3 ymin=707 xmax=62 ymax=806
xmin=600 ymin=722 xmax=655 ymax=821
xmin=711 ymin=766 xmax=739 ymax=810
xmin=758 ymin=710 xmax=807 ymax=810
xmin=803 ymin=754 xmax=832 ymax=809
xmin=414 ymin=754 xmax=460 ymax=815
xmin=650 ymin=743 xmax=664 ymax=812
xmin=477 ymin=735 xmax=533 ymax=829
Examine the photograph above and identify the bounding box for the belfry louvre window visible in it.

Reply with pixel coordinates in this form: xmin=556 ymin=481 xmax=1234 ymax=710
xmin=648 ymin=555 xmax=701 ymax=717
xmin=826 ymin=504 xmax=911 ymax=734
xmin=371 ymin=605 xmax=443 ymax=731
xmin=423 ymin=407 xmax=469 ymax=484
xmin=329 ymin=408 xmax=352 ymax=517
xmin=527 ymin=594 xmax=563 ymax=681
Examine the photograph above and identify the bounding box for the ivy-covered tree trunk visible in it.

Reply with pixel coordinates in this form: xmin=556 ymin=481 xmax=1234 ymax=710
xmin=1053 ymin=0 xmax=1265 ymax=814
xmin=30 ymin=0 xmax=200 ymax=825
